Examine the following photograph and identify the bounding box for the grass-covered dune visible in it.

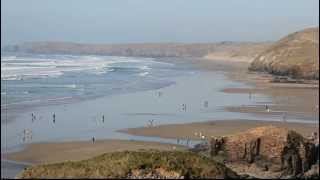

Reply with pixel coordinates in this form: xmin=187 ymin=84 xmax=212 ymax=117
xmin=17 ymin=150 xmax=239 ymax=179
xmin=249 ymin=27 xmax=319 ymax=79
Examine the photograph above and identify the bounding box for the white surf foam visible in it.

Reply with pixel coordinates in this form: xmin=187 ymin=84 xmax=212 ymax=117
xmin=138 ymin=72 xmax=150 ymax=76
xmin=1 ymin=54 xmax=172 ymax=80
xmin=139 ymin=65 xmax=151 ymax=70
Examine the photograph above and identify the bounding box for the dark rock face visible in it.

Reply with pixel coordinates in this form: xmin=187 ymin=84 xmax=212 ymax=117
xmin=196 ymin=126 xmax=319 ymax=178
xmin=242 ymin=138 xmax=261 ymax=163
xmin=209 ymin=137 xmax=226 ymax=156
xmin=279 ymin=132 xmax=318 ymax=176
xmin=301 ymin=164 xmax=319 ymax=179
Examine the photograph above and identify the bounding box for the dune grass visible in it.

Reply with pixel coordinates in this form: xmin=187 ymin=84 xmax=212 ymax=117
xmin=17 ymin=150 xmax=239 ymax=179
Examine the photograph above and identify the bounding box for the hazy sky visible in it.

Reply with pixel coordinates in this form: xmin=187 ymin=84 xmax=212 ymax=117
xmin=1 ymin=0 xmax=319 ymax=46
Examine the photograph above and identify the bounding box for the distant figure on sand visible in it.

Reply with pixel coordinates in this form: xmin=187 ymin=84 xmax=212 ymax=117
xmin=102 ymin=115 xmax=105 ymax=123
xmin=22 ymin=129 xmax=32 ymax=142
xmin=53 ymin=113 xmax=56 ymax=123
xmin=92 ymin=137 xmax=95 ymax=143
xmin=148 ymin=119 xmax=154 ymax=127
xmin=282 ymin=112 xmax=287 ymax=123
xmin=182 ymin=104 xmax=187 ymax=111
xmin=204 ymin=101 xmax=208 ymax=108
xmin=265 ymin=104 xmax=270 ymax=112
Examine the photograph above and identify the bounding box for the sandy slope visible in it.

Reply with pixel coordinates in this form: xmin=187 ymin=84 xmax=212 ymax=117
xmin=4 ymin=139 xmax=185 ymax=164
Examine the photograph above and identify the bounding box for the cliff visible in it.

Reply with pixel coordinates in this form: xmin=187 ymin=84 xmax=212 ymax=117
xmin=194 ymin=126 xmax=319 ymax=178
xmin=249 ymin=27 xmax=319 ymax=79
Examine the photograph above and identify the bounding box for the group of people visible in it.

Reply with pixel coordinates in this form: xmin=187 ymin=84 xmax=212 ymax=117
xmin=182 ymin=104 xmax=187 ymax=111
xmin=31 ymin=113 xmax=36 ymax=122
xmin=31 ymin=112 xmax=56 ymax=123
xmin=22 ymin=129 xmax=32 ymax=142
xmin=30 ymin=112 xmax=105 ymax=144
xmin=264 ymin=104 xmax=288 ymax=122
xmin=182 ymin=100 xmax=210 ymax=112
xmin=148 ymin=119 xmax=154 ymax=127
xmin=31 ymin=113 xmax=107 ymax=124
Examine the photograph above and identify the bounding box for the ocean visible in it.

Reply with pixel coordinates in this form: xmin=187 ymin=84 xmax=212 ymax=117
xmin=1 ymin=53 xmax=183 ymax=110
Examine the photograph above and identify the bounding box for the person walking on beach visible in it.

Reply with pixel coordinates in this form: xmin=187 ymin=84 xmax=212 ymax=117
xmin=204 ymin=101 xmax=208 ymax=108
xmin=102 ymin=115 xmax=105 ymax=123
xmin=53 ymin=113 xmax=56 ymax=123
xmin=282 ymin=112 xmax=287 ymax=123
xmin=92 ymin=136 xmax=95 ymax=143
xmin=148 ymin=119 xmax=154 ymax=127
xmin=265 ymin=104 xmax=270 ymax=112
xmin=182 ymin=104 xmax=187 ymax=111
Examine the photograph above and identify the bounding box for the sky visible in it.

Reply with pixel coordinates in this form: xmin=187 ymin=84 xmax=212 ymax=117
xmin=1 ymin=0 xmax=319 ymax=46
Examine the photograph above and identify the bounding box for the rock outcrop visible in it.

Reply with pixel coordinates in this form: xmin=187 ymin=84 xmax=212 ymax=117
xmin=249 ymin=27 xmax=319 ymax=79
xmin=198 ymin=126 xmax=319 ymax=177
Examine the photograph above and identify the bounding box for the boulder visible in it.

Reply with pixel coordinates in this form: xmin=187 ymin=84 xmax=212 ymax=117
xmin=301 ymin=164 xmax=319 ymax=179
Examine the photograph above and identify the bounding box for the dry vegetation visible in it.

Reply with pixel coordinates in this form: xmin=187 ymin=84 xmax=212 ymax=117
xmin=17 ymin=150 xmax=239 ymax=179
xmin=250 ymin=27 xmax=319 ymax=79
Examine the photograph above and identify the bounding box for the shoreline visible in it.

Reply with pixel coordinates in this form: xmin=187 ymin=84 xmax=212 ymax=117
xmin=2 ymin=57 xmax=319 ymax=178
xmin=1 ymin=56 xmax=179 ymax=125
xmin=202 ymin=58 xmax=318 ymax=122
xmin=2 ymin=66 xmax=262 ymax=154
xmin=118 ymin=119 xmax=319 ymax=141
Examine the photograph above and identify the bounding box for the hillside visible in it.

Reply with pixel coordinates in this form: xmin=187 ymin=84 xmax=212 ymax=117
xmin=2 ymin=41 xmax=270 ymax=60
xmin=17 ymin=150 xmax=239 ymax=179
xmin=203 ymin=42 xmax=269 ymax=62
xmin=249 ymin=27 xmax=319 ymax=79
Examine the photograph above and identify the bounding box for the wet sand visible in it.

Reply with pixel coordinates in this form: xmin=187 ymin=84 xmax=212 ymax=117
xmin=2 ymin=58 xmax=319 ymax=178
xmin=1 ymin=160 xmax=30 ymax=179
xmin=4 ymin=139 xmax=185 ymax=165
xmin=201 ymin=58 xmax=319 ymax=121
xmin=223 ymin=82 xmax=319 ymax=120
xmin=119 ymin=119 xmax=319 ymax=140
xmin=118 ymin=59 xmax=318 ymax=145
